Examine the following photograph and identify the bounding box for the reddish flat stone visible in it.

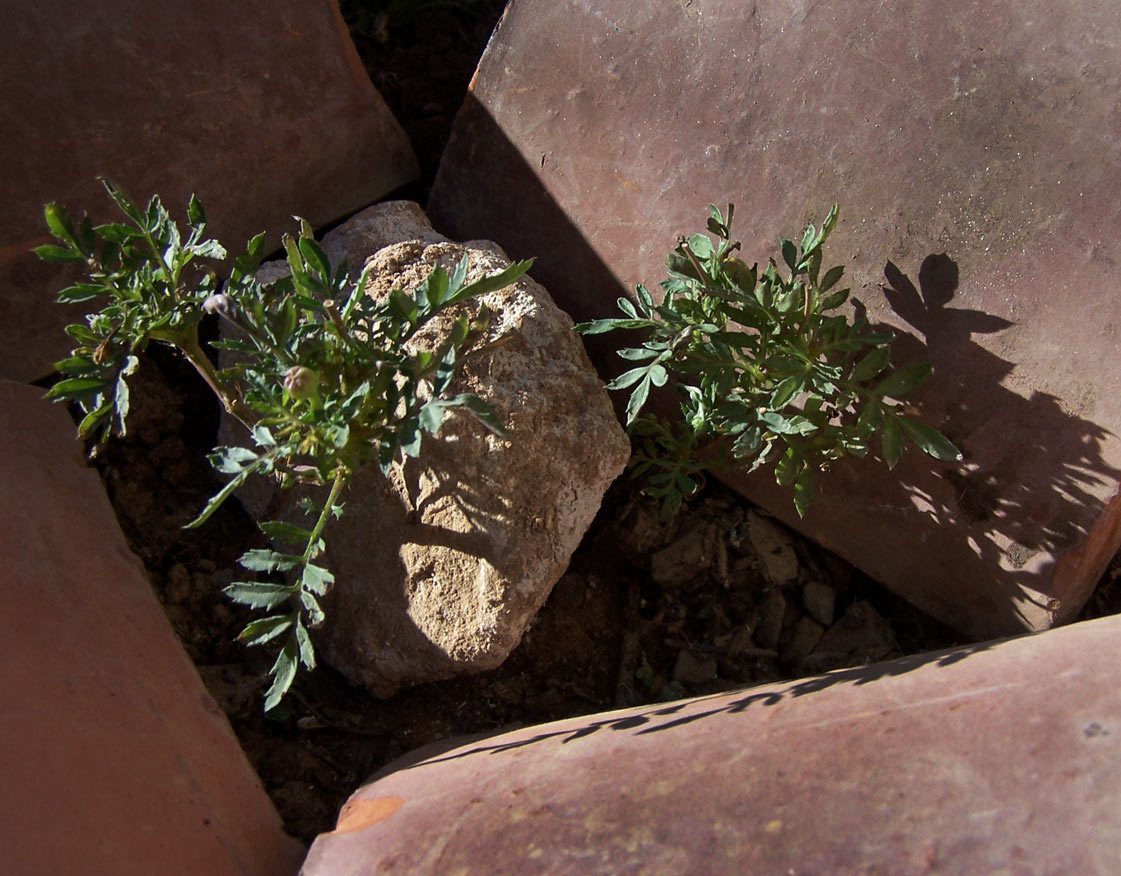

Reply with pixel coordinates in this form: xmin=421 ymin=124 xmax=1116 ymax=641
xmin=302 ymin=614 xmax=1121 ymax=874
xmin=1 ymin=0 xmax=418 ymax=382
xmin=429 ymin=0 xmax=1121 ymax=639
xmin=0 ymin=381 xmax=305 ymax=875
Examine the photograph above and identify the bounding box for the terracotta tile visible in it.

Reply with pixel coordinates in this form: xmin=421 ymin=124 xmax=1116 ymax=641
xmin=1 ymin=0 xmax=418 ymax=381
xmin=430 ymin=0 xmax=1121 ymax=638
xmin=0 ymin=381 xmax=304 ymax=875
xmin=303 ymin=614 xmax=1121 ymax=874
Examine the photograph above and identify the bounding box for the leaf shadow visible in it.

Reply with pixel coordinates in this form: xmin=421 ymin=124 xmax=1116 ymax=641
xmin=849 ymin=252 xmax=1121 ymax=632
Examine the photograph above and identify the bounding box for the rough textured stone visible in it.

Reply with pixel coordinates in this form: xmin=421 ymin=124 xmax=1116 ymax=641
xmin=1 ymin=0 xmax=418 ymax=382
xmin=750 ymin=588 xmax=787 ymax=652
xmin=649 ymin=520 xmax=718 ymax=588
xmin=780 ymin=616 xmax=826 ymax=666
xmin=240 ymin=202 xmax=630 ymax=697
xmin=428 ymin=0 xmax=1121 ymax=640
xmin=815 ymin=600 xmax=898 ymax=661
xmin=746 ymin=511 xmax=799 ymax=587
xmin=801 ymin=581 xmax=837 ymax=628
xmin=301 ymin=614 xmax=1121 ymax=875
xmin=0 ymin=381 xmax=305 ymax=876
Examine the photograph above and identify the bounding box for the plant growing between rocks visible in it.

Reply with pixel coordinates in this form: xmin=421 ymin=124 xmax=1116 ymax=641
xmin=37 ymin=180 xmax=531 ymax=709
xmin=576 ymin=204 xmax=961 ymax=518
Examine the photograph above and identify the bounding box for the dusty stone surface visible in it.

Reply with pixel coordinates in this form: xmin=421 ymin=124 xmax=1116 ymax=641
xmin=649 ymin=520 xmax=719 ymax=588
xmin=672 ymin=650 xmax=718 ymax=685
xmin=2 ymin=0 xmax=417 ymax=382
xmin=429 ymin=0 xmax=1121 ymax=640
xmin=747 ymin=511 xmax=800 ymax=587
xmin=243 ymin=202 xmax=630 ymax=697
xmin=0 ymin=381 xmax=304 ymax=875
xmin=801 ymin=581 xmax=837 ymax=628
xmin=301 ymin=614 xmax=1121 ymax=876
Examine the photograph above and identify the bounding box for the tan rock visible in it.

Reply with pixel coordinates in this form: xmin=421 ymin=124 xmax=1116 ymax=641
xmin=780 ymin=616 xmax=825 ymax=666
xmin=649 ymin=520 xmax=719 ymax=588
xmin=747 ymin=511 xmax=800 ymax=587
xmin=243 ymin=203 xmax=631 ymax=697
xmin=751 ymin=588 xmax=788 ymax=652
xmin=801 ymin=581 xmax=837 ymax=628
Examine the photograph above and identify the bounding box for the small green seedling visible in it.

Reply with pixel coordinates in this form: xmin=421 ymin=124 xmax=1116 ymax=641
xmin=576 ymin=204 xmax=960 ymax=518
xmin=39 ymin=179 xmax=531 ymax=709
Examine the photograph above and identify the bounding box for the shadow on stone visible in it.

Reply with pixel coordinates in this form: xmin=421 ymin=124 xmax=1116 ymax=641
xmin=387 ymin=634 xmax=1005 ymax=770
xmin=869 ymin=254 xmax=1120 ymax=629
xmin=431 ymin=92 xmax=1121 ymax=639
xmin=429 ymin=93 xmax=633 ymax=382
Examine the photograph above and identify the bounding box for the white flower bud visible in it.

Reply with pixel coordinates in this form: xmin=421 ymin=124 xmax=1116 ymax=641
xmin=202 ymin=293 xmax=234 ymax=316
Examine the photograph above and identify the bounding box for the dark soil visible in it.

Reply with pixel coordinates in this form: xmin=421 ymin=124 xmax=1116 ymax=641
xmin=84 ymin=0 xmax=1121 ymax=848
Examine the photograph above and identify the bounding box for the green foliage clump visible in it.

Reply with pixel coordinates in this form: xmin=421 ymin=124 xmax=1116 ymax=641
xmin=38 ymin=179 xmax=531 ymax=709
xmin=576 ymin=204 xmax=960 ymax=518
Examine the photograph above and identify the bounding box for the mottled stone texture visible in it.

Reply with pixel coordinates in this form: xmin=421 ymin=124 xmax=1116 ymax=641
xmin=0 ymin=382 xmax=304 ymax=875
xmin=239 ymin=203 xmax=630 ymax=697
xmin=429 ymin=0 xmax=1121 ymax=639
xmin=1 ymin=0 xmax=418 ymax=382
xmin=301 ymin=614 xmax=1121 ymax=875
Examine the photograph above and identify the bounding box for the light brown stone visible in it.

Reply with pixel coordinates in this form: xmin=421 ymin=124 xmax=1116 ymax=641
xmin=750 ymin=588 xmax=787 ymax=652
xmin=0 ymin=381 xmax=304 ymax=875
xmin=746 ymin=511 xmax=800 ymax=587
xmin=429 ymin=0 xmax=1121 ymax=640
xmin=236 ymin=203 xmax=631 ymax=697
xmin=649 ymin=520 xmax=718 ymax=588
xmin=1 ymin=0 xmax=418 ymax=382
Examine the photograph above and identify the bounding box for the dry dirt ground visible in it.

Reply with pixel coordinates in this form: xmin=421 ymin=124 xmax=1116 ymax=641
xmin=77 ymin=0 xmax=1121 ymax=845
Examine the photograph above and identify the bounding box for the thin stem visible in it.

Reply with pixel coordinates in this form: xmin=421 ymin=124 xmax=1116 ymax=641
xmin=679 ymin=239 xmax=708 ymax=285
xmin=178 ymin=330 xmax=257 ymax=430
xmin=322 ymin=299 xmax=355 ymax=345
xmin=139 ymin=222 xmax=177 ymax=284
xmin=302 ymin=469 xmax=349 ymax=564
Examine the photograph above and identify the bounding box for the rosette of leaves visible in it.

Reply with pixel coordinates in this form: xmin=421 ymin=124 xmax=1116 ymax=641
xmin=575 ymin=204 xmax=960 ymax=519
xmin=39 ymin=179 xmax=531 ymax=709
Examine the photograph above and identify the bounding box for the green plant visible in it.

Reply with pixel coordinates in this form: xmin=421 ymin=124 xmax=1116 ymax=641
xmin=575 ymin=204 xmax=960 ymax=518
xmin=38 ymin=179 xmax=531 ymax=709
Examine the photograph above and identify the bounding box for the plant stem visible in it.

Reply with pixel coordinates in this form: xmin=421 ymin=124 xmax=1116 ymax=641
xmin=303 ymin=469 xmax=349 ymax=563
xmin=322 ymin=299 xmax=355 ymax=345
xmin=179 ymin=331 xmax=257 ymax=430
